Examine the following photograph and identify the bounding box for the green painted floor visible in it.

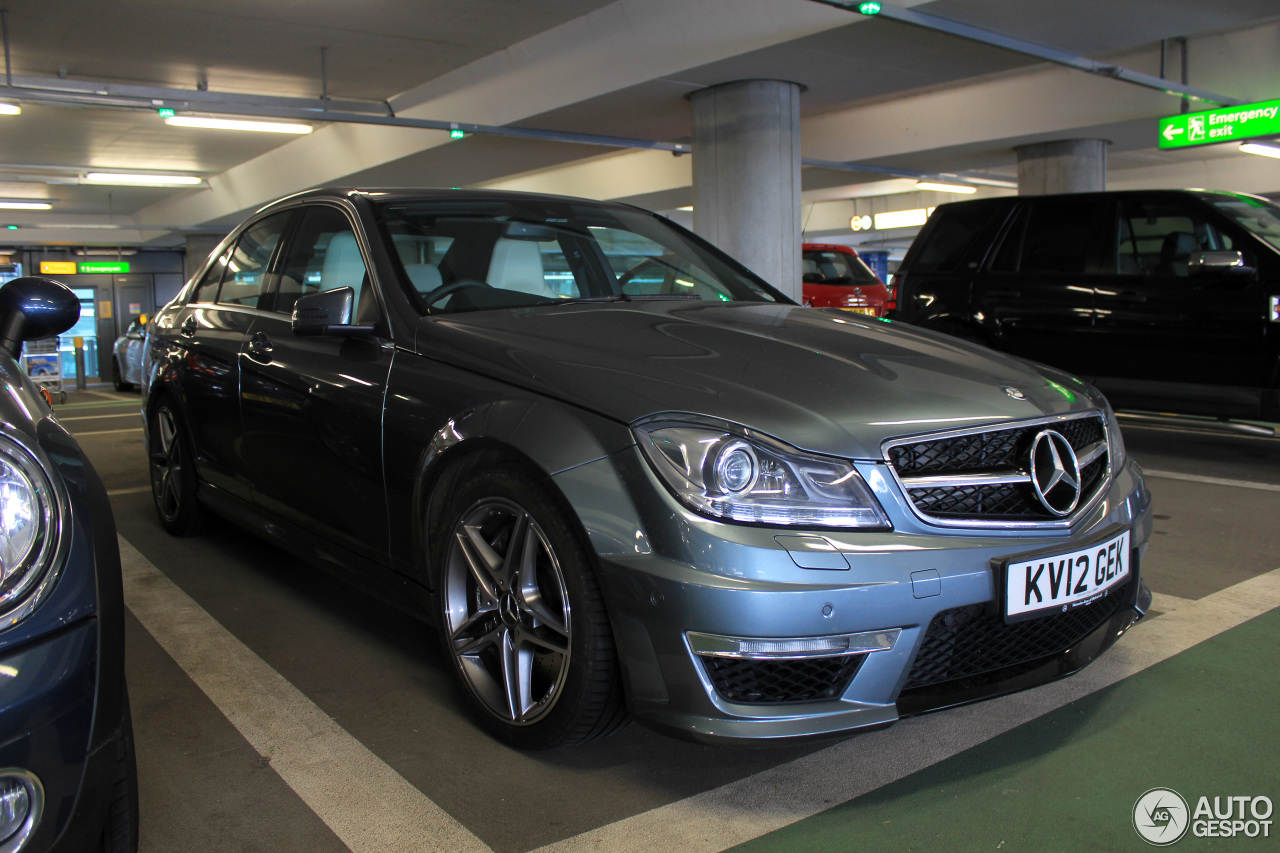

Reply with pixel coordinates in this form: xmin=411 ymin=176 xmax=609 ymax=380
xmin=729 ymin=607 xmax=1280 ymax=853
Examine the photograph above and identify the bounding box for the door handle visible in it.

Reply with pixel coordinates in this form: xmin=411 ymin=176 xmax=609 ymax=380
xmin=246 ymin=331 xmax=273 ymax=362
xmin=179 ymin=316 xmax=197 ymax=337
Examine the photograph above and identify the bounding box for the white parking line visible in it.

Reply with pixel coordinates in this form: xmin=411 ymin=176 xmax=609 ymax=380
xmin=1143 ymin=469 xmax=1280 ymax=492
xmin=58 ymin=413 xmax=140 ymax=422
xmin=531 ymin=569 xmax=1280 ymax=853
xmin=119 ymin=535 xmax=493 ymax=853
xmin=72 ymin=427 xmax=143 ymax=437
xmin=105 ymin=486 xmax=152 ymax=497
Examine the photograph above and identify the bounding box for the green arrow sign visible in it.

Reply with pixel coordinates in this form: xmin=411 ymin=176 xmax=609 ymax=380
xmin=1159 ymin=98 xmax=1280 ymax=149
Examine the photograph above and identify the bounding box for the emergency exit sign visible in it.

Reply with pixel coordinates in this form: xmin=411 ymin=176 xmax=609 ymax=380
xmin=78 ymin=261 xmax=130 ymax=273
xmin=1159 ymin=98 xmax=1280 ymax=149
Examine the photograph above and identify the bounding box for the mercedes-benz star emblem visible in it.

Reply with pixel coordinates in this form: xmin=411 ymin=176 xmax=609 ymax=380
xmin=1028 ymin=429 xmax=1082 ymax=516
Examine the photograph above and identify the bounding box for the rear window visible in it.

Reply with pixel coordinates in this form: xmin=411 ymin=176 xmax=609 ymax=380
xmin=903 ymin=203 xmax=1007 ymax=273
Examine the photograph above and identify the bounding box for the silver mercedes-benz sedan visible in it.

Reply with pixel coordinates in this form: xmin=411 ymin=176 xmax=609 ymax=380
xmin=142 ymin=188 xmax=1152 ymax=747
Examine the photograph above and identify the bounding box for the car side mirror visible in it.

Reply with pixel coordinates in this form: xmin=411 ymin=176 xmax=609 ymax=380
xmin=1189 ymin=250 xmax=1255 ymax=279
xmin=0 ymin=277 xmax=82 ymax=358
xmin=292 ymin=287 xmax=376 ymax=337
xmin=802 ymin=272 xmax=824 ymax=283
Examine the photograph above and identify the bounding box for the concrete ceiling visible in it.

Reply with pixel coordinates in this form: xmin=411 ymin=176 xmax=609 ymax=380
xmin=1 ymin=0 xmax=1279 ymax=251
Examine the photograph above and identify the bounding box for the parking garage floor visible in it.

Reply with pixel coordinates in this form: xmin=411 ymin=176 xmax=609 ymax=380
xmin=61 ymin=386 xmax=1280 ymax=852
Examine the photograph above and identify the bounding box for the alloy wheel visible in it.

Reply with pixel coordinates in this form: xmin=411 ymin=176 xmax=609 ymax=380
xmin=150 ymin=406 xmax=184 ymax=522
xmin=442 ymin=498 xmax=572 ymax=726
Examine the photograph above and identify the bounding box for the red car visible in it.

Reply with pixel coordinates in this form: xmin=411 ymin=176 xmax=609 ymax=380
xmin=802 ymin=243 xmax=891 ymax=316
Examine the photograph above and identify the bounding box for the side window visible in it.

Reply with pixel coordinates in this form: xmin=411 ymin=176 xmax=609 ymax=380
xmin=216 ymin=212 xmax=291 ymax=308
xmin=277 ymin=207 xmax=377 ymax=321
xmin=1114 ymin=200 xmax=1234 ymax=278
xmin=191 ymin=249 xmax=228 ymax=303
xmin=992 ymin=202 xmax=1101 ymax=274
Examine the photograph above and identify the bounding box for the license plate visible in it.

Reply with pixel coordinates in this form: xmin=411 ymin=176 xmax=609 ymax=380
xmin=1004 ymin=529 xmax=1130 ymax=622
xmin=843 ymin=307 xmax=875 ymax=316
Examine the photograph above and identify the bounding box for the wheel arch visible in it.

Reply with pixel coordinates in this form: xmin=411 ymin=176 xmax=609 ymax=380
xmin=408 ymin=397 xmax=634 ymax=591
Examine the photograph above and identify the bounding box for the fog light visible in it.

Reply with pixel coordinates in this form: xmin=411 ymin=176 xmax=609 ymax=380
xmin=687 ymin=628 xmax=900 ymax=659
xmin=0 ymin=770 xmax=42 ymax=848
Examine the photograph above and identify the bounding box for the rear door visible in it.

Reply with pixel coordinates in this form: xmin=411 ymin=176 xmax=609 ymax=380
xmin=978 ymin=198 xmax=1105 ymax=378
xmin=173 ymin=211 xmax=292 ymax=500
xmin=239 ymin=203 xmax=395 ymax=561
xmin=1091 ymin=196 xmax=1268 ymax=413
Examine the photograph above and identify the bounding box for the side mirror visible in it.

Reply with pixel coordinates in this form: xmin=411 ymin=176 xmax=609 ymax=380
xmin=0 ymin=277 xmax=81 ymax=358
xmin=1189 ymin=250 xmax=1255 ymax=278
xmin=292 ymin=287 xmax=375 ymax=337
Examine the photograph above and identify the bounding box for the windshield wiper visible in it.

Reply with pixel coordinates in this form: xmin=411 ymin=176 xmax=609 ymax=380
xmin=534 ymin=293 xmax=704 ymax=306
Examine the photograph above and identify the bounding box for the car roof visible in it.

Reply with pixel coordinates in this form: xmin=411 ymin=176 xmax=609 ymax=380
xmin=260 ymin=186 xmax=654 ymax=213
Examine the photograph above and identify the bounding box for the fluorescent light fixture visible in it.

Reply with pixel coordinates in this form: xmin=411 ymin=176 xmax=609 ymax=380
xmin=1240 ymin=142 xmax=1280 ymax=159
xmin=0 ymin=104 xmax=20 ymax=116
xmin=677 ymin=206 xmax=694 ymax=212
xmin=0 ymin=201 xmax=51 ymax=210
xmin=916 ymin=181 xmax=977 ymax=194
xmin=874 ymin=208 xmax=930 ymax=230
xmin=165 ymin=116 xmax=313 ymax=134
xmin=84 ymin=172 xmax=203 ymax=186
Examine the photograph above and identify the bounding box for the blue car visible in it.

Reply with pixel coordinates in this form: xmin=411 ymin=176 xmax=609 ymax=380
xmin=0 ymin=278 xmax=137 ymax=851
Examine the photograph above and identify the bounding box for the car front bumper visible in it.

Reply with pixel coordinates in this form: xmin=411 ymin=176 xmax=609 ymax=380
xmin=556 ymin=448 xmax=1154 ymax=744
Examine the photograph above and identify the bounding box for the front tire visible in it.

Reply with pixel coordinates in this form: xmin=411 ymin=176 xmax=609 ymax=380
xmin=432 ymin=459 xmax=624 ymax=748
xmin=148 ymin=400 xmax=203 ymax=536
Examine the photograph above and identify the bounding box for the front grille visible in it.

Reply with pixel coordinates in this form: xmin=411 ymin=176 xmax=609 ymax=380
xmin=700 ymin=655 xmax=865 ymax=704
xmin=886 ymin=413 xmax=1109 ymax=524
xmin=903 ymin=580 xmax=1130 ymax=690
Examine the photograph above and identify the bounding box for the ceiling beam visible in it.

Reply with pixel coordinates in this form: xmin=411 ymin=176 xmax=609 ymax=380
xmin=810 ymin=0 xmax=1241 ymax=107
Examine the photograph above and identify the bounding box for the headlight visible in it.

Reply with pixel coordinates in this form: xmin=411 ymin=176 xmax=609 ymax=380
xmin=633 ymin=416 xmax=890 ymax=529
xmin=0 ymin=434 xmax=62 ymax=625
xmin=1101 ymin=399 xmax=1126 ymax=470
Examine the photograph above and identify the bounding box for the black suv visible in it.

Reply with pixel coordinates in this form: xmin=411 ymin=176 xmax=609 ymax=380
xmin=890 ymin=189 xmax=1280 ymax=420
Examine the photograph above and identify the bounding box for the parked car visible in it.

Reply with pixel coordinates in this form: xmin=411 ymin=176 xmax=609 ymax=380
xmin=890 ymin=189 xmax=1280 ymax=420
xmin=0 ymin=277 xmax=138 ymax=850
xmin=801 ymin=243 xmax=890 ymax=315
xmin=142 ymin=188 xmax=1152 ymax=747
xmin=111 ymin=316 xmax=147 ymax=391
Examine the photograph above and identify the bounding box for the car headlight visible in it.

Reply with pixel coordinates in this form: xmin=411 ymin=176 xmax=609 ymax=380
xmin=1101 ymin=399 xmax=1126 ymax=470
xmin=633 ymin=416 xmax=890 ymax=529
xmin=0 ymin=434 xmax=62 ymax=625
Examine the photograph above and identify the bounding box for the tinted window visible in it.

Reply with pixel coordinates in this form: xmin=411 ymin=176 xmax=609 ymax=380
xmin=377 ymin=199 xmax=781 ymax=314
xmin=906 ymin=205 xmax=1004 ymax=273
xmin=1203 ymin=193 xmax=1280 ymax=252
xmin=191 ymin=249 xmax=227 ymax=303
xmin=1114 ymin=199 xmax=1234 ymax=277
xmin=991 ymin=202 xmax=1101 ymax=274
xmin=216 ymin=212 xmax=291 ymax=308
xmin=276 ymin=207 xmax=377 ymax=321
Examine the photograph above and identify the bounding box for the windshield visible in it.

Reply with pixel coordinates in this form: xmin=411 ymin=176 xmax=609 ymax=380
xmin=802 ymin=249 xmax=881 ymax=286
xmin=375 ymin=199 xmax=783 ymax=314
xmin=1203 ymin=193 xmax=1280 ymax=252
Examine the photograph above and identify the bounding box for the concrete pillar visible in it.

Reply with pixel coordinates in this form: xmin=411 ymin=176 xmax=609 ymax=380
xmin=691 ymin=80 xmax=802 ymax=300
xmin=1016 ymin=139 xmax=1108 ymax=195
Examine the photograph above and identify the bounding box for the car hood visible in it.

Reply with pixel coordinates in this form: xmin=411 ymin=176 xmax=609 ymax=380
xmin=415 ymin=301 xmax=1099 ymax=460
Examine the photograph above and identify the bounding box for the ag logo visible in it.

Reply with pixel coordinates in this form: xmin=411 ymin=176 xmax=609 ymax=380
xmin=1134 ymin=788 xmax=1190 ymax=845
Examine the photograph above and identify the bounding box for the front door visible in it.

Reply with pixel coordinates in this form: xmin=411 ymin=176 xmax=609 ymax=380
xmin=1092 ymin=197 xmax=1268 ymax=415
xmin=238 ymin=205 xmax=394 ymax=561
